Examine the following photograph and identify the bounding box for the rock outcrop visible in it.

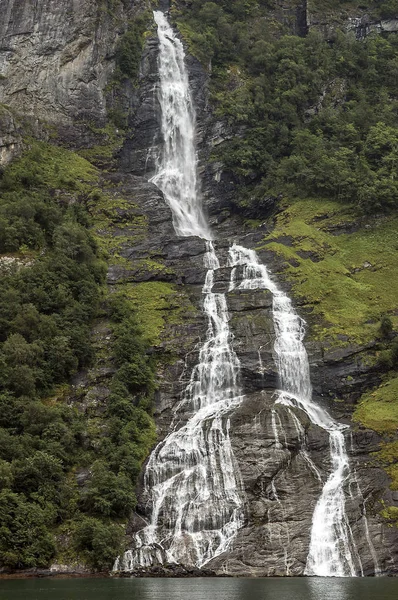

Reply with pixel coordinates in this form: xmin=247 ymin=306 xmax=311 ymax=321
xmin=0 ymin=105 xmax=22 ymax=165
xmin=306 ymin=0 xmax=398 ymax=39
xmin=0 ymin=0 xmax=116 ymax=124
xmin=0 ymin=0 xmax=152 ymax=149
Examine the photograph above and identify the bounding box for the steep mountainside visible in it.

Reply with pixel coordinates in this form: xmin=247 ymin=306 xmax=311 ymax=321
xmin=0 ymin=0 xmax=397 ymax=575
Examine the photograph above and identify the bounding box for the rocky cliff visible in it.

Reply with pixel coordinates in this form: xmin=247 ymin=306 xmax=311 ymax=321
xmin=0 ymin=0 xmax=397 ymax=576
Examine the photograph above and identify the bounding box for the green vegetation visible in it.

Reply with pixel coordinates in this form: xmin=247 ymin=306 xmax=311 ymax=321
xmin=375 ymin=440 xmax=398 ymax=491
xmin=380 ymin=505 xmax=398 ymax=527
xmin=354 ymin=377 xmax=398 ymax=499
xmin=307 ymin=1 xmax=398 ymax=21
xmin=78 ymin=123 xmax=125 ymax=169
xmin=174 ymin=1 xmax=398 ymax=215
xmin=0 ymin=141 xmax=156 ymax=570
xmin=0 ymin=141 xmax=101 ymax=395
xmin=115 ymin=12 xmax=152 ymax=83
xmin=117 ymin=281 xmax=198 ymax=348
xmin=353 ymin=377 xmax=398 ymax=434
xmin=256 ymin=198 xmax=398 ymax=344
xmin=87 ymin=187 xmax=148 ymax=265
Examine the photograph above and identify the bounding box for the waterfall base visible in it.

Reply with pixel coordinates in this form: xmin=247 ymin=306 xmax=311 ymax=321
xmin=115 ymin=564 xmax=220 ymax=578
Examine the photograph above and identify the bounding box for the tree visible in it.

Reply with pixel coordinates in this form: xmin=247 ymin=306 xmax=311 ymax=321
xmin=73 ymin=517 xmax=124 ymax=571
xmin=0 ymin=490 xmax=56 ymax=568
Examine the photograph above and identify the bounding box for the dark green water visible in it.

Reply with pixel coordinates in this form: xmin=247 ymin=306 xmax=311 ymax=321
xmin=0 ymin=577 xmax=397 ymax=600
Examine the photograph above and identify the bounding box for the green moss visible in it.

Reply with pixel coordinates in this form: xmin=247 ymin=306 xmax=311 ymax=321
xmin=131 ymin=258 xmax=175 ymax=277
xmin=261 ymin=198 xmax=398 ymax=345
xmin=78 ymin=124 xmax=124 ymax=166
xmin=386 ymin=465 xmax=398 ymax=491
xmin=353 ymin=377 xmax=398 ymax=434
xmin=380 ymin=505 xmax=398 ymax=527
xmin=245 ymin=219 xmax=262 ymax=229
xmin=376 ymin=440 xmax=398 ymax=491
xmin=88 ymin=189 xmax=148 ymax=263
xmin=120 ymin=282 xmax=184 ymax=346
xmin=108 ymin=280 xmax=198 ymax=352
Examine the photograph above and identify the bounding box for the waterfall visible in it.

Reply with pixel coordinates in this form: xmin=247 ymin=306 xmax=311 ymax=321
xmin=228 ymin=245 xmax=361 ymax=577
xmin=115 ymin=242 xmax=245 ymax=570
xmin=150 ymin=11 xmax=211 ymax=240
xmin=114 ymin=11 xmax=244 ymax=571
xmin=115 ymin=10 xmax=376 ymax=577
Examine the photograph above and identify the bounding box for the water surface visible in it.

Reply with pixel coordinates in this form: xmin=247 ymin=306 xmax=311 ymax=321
xmin=0 ymin=577 xmax=397 ymax=600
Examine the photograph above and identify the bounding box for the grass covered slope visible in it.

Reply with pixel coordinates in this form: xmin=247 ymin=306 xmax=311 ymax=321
xmin=259 ymin=198 xmax=398 ymax=345
xmin=354 ymin=377 xmax=398 ymax=435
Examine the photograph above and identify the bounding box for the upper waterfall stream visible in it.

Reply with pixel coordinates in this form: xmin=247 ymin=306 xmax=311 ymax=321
xmin=150 ymin=11 xmax=211 ymax=240
xmin=115 ymin=10 xmax=376 ymax=577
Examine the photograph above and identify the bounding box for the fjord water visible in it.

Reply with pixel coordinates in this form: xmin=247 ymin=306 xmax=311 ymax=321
xmin=1 ymin=578 xmax=398 ymax=600
xmin=116 ymin=10 xmax=374 ymax=576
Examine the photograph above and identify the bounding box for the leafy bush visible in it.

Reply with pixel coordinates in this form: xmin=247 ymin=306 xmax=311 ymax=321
xmin=0 ymin=490 xmax=56 ymax=568
xmin=80 ymin=462 xmax=136 ymax=518
xmin=72 ymin=516 xmax=124 ymax=571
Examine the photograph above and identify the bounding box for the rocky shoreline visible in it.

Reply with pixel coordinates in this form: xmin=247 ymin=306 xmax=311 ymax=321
xmin=0 ymin=564 xmax=224 ymax=579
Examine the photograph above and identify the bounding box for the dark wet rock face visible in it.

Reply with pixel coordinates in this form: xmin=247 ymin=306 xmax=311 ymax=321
xmin=0 ymin=0 xmax=114 ymax=128
xmin=119 ymin=36 xmax=162 ymax=176
xmin=0 ymin=0 xmax=153 ymax=148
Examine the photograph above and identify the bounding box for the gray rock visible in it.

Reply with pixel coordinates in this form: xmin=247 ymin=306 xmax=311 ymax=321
xmin=0 ymin=106 xmax=22 ymax=165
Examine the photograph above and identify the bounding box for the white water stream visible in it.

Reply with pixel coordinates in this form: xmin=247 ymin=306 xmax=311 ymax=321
xmin=115 ymin=11 xmax=244 ymax=571
xmin=228 ymin=245 xmax=362 ymax=577
xmin=115 ymin=10 xmax=375 ymax=576
xmin=150 ymin=11 xmax=211 ymax=240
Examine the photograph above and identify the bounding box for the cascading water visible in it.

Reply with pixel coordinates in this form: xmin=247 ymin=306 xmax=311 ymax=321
xmin=150 ymin=11 xmax=211 ymax=240
xmin=115 ymin=242 xmax=245 ymax=570
xmin=114 ymin=11 xmax=244 ymax=571
xmin=115 ymin=9 xmax=376 ymax=577
xmin=228 ymin=245 xmax=362 ymax=577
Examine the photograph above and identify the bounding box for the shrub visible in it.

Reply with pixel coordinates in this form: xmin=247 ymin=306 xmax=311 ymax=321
xmin=72 ymin=517 xmax=124 ymax=571
xmin=0 ymin=490 xmax=56 ymax=568
xmin=80 ymin=461 xmax=136 ymax=518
